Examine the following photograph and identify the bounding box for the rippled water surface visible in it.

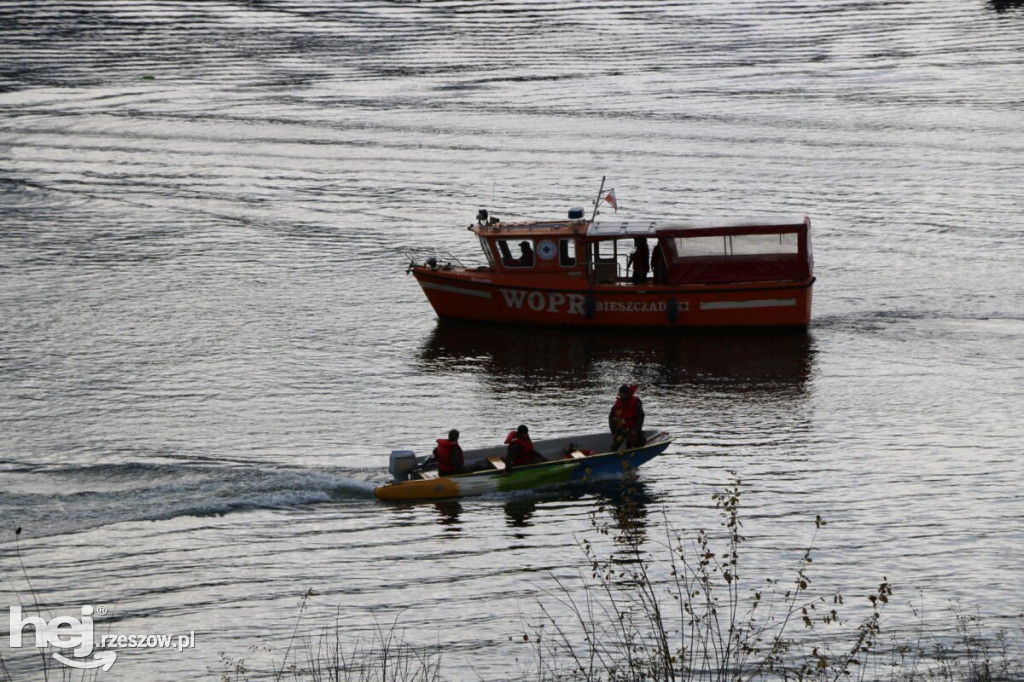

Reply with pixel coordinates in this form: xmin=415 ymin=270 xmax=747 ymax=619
xmin=2 ymin=2 xmax=1023 ymax=679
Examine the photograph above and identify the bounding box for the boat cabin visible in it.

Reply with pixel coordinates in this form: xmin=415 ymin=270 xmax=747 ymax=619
xmin=470 ymin=209 xmax=813 ymax=287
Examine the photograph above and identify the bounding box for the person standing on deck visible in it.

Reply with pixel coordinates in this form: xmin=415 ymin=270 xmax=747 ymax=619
xmin=651 ymin=241 xmax=668 ymax=284
xmin=628 ymin=238 xmax=650 ymax=284
xmin=609 ymin=384 xmax=646 ymax=449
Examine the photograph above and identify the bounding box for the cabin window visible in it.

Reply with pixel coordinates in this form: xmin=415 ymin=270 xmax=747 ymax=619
xmin=673 ymin=232 xmax=800 ymax=258
xmin=591 ymin=241 xmax=616 ymax=263
xmin=729 ymin=232 xmax=799 ymax=255
xmin=558 ymin=239 xmax=576 ymax=267
xmin=673 ymin=236 xmax=726 ymax=257
xmin=497 ymin=238 xmax=535 ymax=268
xmin=589 ymin=241 xmax=620 ymax=283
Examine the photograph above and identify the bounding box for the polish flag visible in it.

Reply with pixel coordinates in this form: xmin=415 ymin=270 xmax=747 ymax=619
xmin=604 ymin=188 xmax=618 ymax=212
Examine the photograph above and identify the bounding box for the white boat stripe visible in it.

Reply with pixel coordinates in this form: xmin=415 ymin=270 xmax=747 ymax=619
xmin=700 ymin=299 xmax=796 ymax=310
xmin=421 ymin=281 xmax=493 ymax=299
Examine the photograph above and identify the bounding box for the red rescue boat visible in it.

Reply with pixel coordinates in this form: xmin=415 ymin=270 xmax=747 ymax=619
xmin=407 ymin=192 xmax=814 ymax=328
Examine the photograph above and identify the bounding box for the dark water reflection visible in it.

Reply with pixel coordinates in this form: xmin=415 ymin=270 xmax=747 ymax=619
xmin=419 ymin=321 xmax=816 ymax=396
xmin=594 ymin=479 xmax=655 ymax=553
xmin=503 ymin=497 xmax=538 ymax=529
xmin=432 ymin=500 xmax=463 ymax=530
xmin=989 ymin=0 xmax=1024 ymax=13
xmin=420 ymin=478 xmax=660 ymax=540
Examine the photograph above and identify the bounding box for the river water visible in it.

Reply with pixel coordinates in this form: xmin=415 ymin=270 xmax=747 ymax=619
xmin=2 ymin=2 xmax=1022 ymax=680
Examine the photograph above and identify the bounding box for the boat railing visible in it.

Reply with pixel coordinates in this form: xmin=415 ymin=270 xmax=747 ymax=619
xmin=404 ymin=249 xmax=467 ymax=273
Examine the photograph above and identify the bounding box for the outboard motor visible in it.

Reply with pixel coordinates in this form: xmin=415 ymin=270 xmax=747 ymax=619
xmin=477 ymin=209 xmax=489 ymax=226
xmin=568 ymin=207 xmax=585 ymax=221
xmin=389 ymin=450 xmax=419 ymax=482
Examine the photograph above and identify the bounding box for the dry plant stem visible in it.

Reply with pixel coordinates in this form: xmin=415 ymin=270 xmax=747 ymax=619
xmin=533 ymin=473 xmax=906 ymax=681
xmin=12 ymin=529 xmax=51 ymax=682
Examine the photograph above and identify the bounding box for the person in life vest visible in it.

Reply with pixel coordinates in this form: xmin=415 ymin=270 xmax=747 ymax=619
xmin=431 ymin=429 xmax=465 ymax=476
xmin=609 ymin=384 xmax=646 ymax=450
xmin=504 ymin=424 xmax=543 ymax=468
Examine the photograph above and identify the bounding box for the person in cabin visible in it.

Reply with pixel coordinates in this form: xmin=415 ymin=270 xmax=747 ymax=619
xmin=515 ymin=240 xmax=534 ymax=267
xmin=609 ymin=384 xmax=646 ymax=449
xmin=628 ymin=237 xmax=650 ymax=284
xmin=504 ymin=424 xmax=543 ymax=468
xmin=651 ymin=241 xmax=668 ymax=284
xmin=430 ymin=429 xmax=464 ymax=476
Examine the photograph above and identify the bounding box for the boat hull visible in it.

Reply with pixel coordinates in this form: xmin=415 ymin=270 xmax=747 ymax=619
xmin=374 ymin=432 xmax=672 ymax=502
xmin=413 ymin=269 xmax=813 ymax=328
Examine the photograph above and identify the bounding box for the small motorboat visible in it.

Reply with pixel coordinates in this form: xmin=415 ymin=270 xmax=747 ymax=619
xmin=373 ymin=429 xmax=673 ymax=501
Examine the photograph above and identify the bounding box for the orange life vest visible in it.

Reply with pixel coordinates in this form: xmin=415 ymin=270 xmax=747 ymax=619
xmin=505 ymin=431 xmax=537 ymax=466
xmin=435 ymin=439 xmax=463 ymax=475
xmin=612 ymin=394 xmax=639 ymax=429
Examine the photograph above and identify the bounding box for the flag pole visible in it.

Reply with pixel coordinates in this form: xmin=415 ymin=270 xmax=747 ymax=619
xmin=589 ymin=176 xmax=606 ymax=224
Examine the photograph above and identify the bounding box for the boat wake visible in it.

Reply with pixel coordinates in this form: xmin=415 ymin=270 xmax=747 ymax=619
xmin=0 ymin=460 xmax=378 ymax=541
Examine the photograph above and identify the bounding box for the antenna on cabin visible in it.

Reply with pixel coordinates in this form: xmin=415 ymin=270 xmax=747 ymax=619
xmin=589 ymin=176 xmax=606 ymax=224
